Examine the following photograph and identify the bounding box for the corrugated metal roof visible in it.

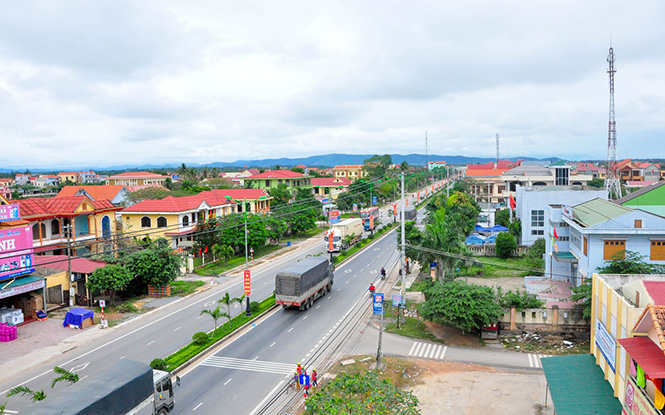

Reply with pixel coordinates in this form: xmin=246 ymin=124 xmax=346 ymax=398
xmin=33 ymin=255 xmax=107 ymax=274
xmin=571 ymin=198 xmax=633 ymax=227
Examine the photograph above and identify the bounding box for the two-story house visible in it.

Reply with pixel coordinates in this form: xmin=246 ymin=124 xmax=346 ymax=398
xmin=244 ymin=170 xmax=311 ymax=191
xmin=546 ymin=198 xmax=665 ymax=286
xmin=311 ymin=177 xmax=351 ymax=201
xmin=332 ymin=165 xmax=365 ymax=181
xmin=57 ymin=172 xmax=79 ymax=184
xmin=57 ymin=185 xmax=131 ymax=207
xmin=15 ymin=174 xmax=31 ymax=186
xmin=105 ymin=171 xmax=169 ymax=186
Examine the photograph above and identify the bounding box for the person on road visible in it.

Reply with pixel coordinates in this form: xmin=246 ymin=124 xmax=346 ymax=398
xmin=369 ymin=283 xmax=375 ymax=294
xmin=312 ymin=369 xmax=318 ymax=388
xmin=380 ymin=267 xmax=386 ymax=279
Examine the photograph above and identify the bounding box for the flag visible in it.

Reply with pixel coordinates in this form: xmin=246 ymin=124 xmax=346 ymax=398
xmin=509 ymin=193 xmax=516 ymax=210
xmin=406 ymin=199 xmax=409 ymax=207
xmin=198 ymin=248 xmax=202 ymax=256
xmin=553 ymin=225 xmax=558 ymax=240
xmin=204 ymin=245 xmax=209 ymax=253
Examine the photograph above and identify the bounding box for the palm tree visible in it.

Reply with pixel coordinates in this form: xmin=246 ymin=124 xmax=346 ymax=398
xmin=213 ymin=244 xmax=235 ymax=265
xmin=51 ymin=366 xmax=79 ymax=388
xmin=218 ymin=292 xmax=233 ymax=322
xmin=200 ymin=306 xmax=230 ymax=335
xmin=7 ymin=386 xmax=46 ymax=402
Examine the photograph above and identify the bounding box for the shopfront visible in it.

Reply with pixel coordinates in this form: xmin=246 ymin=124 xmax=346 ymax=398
xmin=0 ymin=276 xmax=46 ymax=324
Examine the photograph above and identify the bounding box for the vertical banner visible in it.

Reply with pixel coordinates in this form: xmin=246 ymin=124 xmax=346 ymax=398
xmin=328 ymin=230 xmax=334 ymax=252
xmin=369 ymin=216 xmax=374 ymax=229
xmin=243 ymin=270 xmax=251 ymax=295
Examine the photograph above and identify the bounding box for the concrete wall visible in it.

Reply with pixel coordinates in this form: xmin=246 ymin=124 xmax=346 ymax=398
xmin=467 ymin=244 xmax=529 ymax=256
xmin=499 ymin=306 xmax=587 ymax=332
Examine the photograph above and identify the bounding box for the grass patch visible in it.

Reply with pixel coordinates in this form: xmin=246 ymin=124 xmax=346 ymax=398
xmin=384 ymin=300 xmax=441 ymax=343
xmin=456 ymin=256 xmax=538 ymax=278
xmin=327 ymin=355 xmax=422 ymax=390
xmin=163 ymin=295 xmax=275 ymax=371
xmin=284 ymin=228 xmax=325 ymax=243
xmin=194 ymin=245 xmax=282 ymax=276
xmin=170 ymin=280 xmax=205 ymax=296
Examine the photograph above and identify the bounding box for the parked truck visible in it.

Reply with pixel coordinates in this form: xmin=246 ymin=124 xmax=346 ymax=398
xmin=30 ymin=359 xmax=179 ymax=415
xmin=403 ymin=206 xmax=417 ymax=221
xmin=324 ymin=218 xmax=364 ymax=252
xmin=275 ymin=257 xmax=334 ymax=310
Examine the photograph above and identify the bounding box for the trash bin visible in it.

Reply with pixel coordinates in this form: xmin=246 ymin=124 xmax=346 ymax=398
xmin=287 ymin=241 xmax=291 ymax=247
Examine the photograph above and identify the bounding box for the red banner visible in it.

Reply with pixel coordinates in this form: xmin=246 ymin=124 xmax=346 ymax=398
xmin=243 ymin=270 xmax=251 ymax=295
xmin=328 ymin=230 xmax=334 ymax=252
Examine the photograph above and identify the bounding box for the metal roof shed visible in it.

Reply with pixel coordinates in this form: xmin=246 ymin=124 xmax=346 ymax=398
xmin=541 ymin=354 xmax=622 ymax=415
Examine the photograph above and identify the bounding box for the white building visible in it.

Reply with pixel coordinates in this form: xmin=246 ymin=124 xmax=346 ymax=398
xmin=516 ymin=185 xmax=608 ymax=246
xmin=545 ymin=198 xmax=665 ymax=285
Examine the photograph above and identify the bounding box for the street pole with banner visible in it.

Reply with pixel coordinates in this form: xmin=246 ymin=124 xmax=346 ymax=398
xmin=374 ymin=292 xmax=384 ymax=367
xmin=244 ymin=199 xmax=251 ymax=316
xmin=399 ymin=173 xmax=407 ymax=327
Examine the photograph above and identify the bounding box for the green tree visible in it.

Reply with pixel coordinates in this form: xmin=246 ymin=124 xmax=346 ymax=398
xmin=218 ymin=214 xmax=267 ymax=252
xmin=495 ymin=209 xmax=511 ymax=228
xmin=87 ymin=264 xmax=133 ymax=305
xmin=51 ymin=367 xmax=79 ymax=388
xmin=495 ymin=287 xmax=544 ymax=311
xmin=265 ymin=216 xmax=287 ymax=244
xmin=305 ymin=371 xmax=420 ymax=415
xmin=495 ymin=232 xmax=517 ymax=259
xmin=421 ymin=280 xmax=503 ymax=335
xmin=212 ymin=244 xmax=234 ymax=265
xmin=200 ymin=306 xmax=229 ymax=334
xmin=125 ymin=239 xmax=182 ymax=289
xmin=269 ymin=183 xmax=293 ymax=206
xmin=193 ymin=219 xmax=222 ymax=257
xmin=597 ymin=250 xmax=665 ymax=274
xmin=123 ymin=186 xmax=172 ymax=206
xmin=7 ymin=386 xmax=46 ymax=402
xmin=587 ymin=178 xmax=605 ymax=188
xmin=570 ymin=279 xmax=592 ymax=319
xmin=362 ymin=154 xmax=393 ymax=179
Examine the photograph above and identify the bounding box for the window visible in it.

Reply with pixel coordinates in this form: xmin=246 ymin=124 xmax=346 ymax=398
xmin=101 ymin=216 xmax=111 ymax=240
xmin=531 ymin=230 xmax=544 ymax=235
xmin=559 ymin=236 xmax=570 ymax=242
xmin=182 ymin=216 xmax=189 ymax=227
xmin=157 ymin=217 xmax=167 ymax=228
xmin=531 ymin=210 xmax=544 ymax=227
xmin=604 ymin=240 xmax=626 ymax=260
xmin=141 ymin=216 xmax=152 ymax=228
xmin=570 ymin=230 xmax=581 ymax=250
xmin=634 ymin=219 xmax=642 ymax=229
xmin=51 ymin=219 xmax=60 ymax=235
xmin=583 ymin=236 xmax=588 ymax=256
xmin=651 ymin=241 xmax=665 ymax=260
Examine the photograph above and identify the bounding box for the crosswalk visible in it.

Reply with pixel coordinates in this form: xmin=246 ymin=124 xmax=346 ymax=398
xmin=407 ymin=341 xmax=447 ymax=360
xmin=201 ymin=356 xmax=295 ymax=375
xmin=528 ymin=354 xmax=551 ymax=368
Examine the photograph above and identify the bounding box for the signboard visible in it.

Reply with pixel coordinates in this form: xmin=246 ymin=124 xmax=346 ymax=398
xmin=595 ymin=318 xmax=616 ymax=372
xmin=243 ymin=270 xmax=251 ymax=295
xmin=562 ymin=204 xmax=573 ymax=220
xmin=0 ymin=226 xmax=35 ymax=282
xmin=330 ymin=210 xmax=340 ymax=224
xmin=171 ymin=174 xmax=180 ymax=180
xmin=0 ymin=205 xmax=20 ymax=222
xmin=99 ymin=300 xmax=106 ymax=308
xmin=0 ymin=278 xmax=45 ymax=299
xmin=624 ymin=377 xmax=660 ymax=415
xmin=299 ymin=374 xmax=310 ymax=386
xmin=352 ymin=204 xmax=358 ymax=212
xmin=392 ymin=295 xmax=402 ymax=307
xmin=369 ymin=216 xmax=374 ymax=229
xmin=373 ymin=293 xmax=384 ymax=315
xmin=372 ymin=196 xmax=377 ymax=205
xmin=327 ymin=230 xmax=334 ymax=252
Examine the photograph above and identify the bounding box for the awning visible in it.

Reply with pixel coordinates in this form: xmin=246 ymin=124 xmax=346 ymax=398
xmin=618 ymin=337 xmax=665 ymax=378
xmin=553 ymin=251 xmax=578 ymax=263
xmin=541 ymin=354 xmax=623 ymax=415
xmin=0 ymin=276 xmax=46 ymax=299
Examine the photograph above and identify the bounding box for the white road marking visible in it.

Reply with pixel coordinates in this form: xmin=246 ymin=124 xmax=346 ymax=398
xmin=3 ymin=410 xmax=18 ymax=414
xmin=337 ymin=288 xmax=341 ymax=291
xmin=204 ymin=301 xmax=215 ymax=307
xmin=119 ymin=356 xmax=125 ymax=360
xmin=248 ymin=380 xmax=285 ymax=415
xmin=441 ymin=346 xmax=448 ymax=359
xmin=316 ymin=305 xmax=320 ymax=309
xmin=263 ymin=281 xmax=268 ymax=285
xmin=197 ymin=315 xmax=204 ymax=319
xmin=270 ymin=342 xmax=276 ymax=348
xmin=173 ymin=327 xmax=181 ymax=332
xmin=224 ymin=378 xmax=232 ymax=385
xmin=411 ymin=342 xmax=422 ymax=356
xmin=288 ymin=327 xmax=294 ymax=332
xmin=346 ymin=281 xmax=349 ymax=284
xmin=303 ymin=316 xmax=308 ymax=320
xmin=328 ymin=296 xmax=332 ymax=299
xmin=79 ymin=375 xmax=89 ymax=381
xmin=344 ymin=269 xmax=352 ymax=273
xmin=69 ymin=362 xmax=89 ymax=373
xmin=193 ymin=402 xmax=203 ymax=411
xmin=146 ymin=340 xmax=155 ymax=346
xmin=408 ymin=342 xmax=418 ymax=355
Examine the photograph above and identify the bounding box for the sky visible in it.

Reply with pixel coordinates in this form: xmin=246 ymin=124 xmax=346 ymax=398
xmin=1 ymin=1 xmax=664 ymax=169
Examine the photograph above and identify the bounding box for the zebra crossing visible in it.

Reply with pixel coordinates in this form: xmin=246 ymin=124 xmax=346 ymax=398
xmin=201 ymin=356 xmax=295 ymax=375
xmin=528 ymin=354 xmax=551 ymax=368
xmin=407 ymin=341 xmax=447 ymax=360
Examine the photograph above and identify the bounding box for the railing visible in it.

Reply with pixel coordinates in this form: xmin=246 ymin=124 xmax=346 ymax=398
xmin=467 ymin=244 xmax=529 ymax=256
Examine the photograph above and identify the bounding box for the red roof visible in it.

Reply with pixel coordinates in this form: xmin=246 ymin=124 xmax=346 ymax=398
xmin=57 ymin=185 xmax=127 ymax=201
xmin=122 ymin=190 xmax=238 ymax=213
xmin=333 ymin=165 xmax=363 ymax=170
xmin=295 ymin=164 xmax=307 ymax=169
xmin=107 ymin=171 xmax=166 ymax=179
xmin=247 ymin=170 xmax=304 ymax=179
xmin=644 ymin=281 xmax=665 ymax=306
xmin=465 ymin=168 xmax=508 ymax=178
xmin=311 ymin=177 xmax=352 ymax=187
xmin=206 ymin=189 xmax=270 ymax=200
xmin=33 ymin=255 xmax=107 ymax=274
xmin=58 ymin=172 xmax=78 ymax=176
xmin=617 ymin=337 xmax=665 ymax=377
xmin=14 ymin=196 xmax=118 ymax=218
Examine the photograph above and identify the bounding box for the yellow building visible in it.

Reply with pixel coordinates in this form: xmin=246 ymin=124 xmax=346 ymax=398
xmin=333 ymin=165 xmax=366 ymax=180
xmin=57 ymin=172 xmax=79 ymax=184
xmin=106 ymin=171 xmax=169 ymax=186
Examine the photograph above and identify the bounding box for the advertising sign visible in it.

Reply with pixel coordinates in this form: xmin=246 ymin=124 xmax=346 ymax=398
xmin=624 ymin=377 xmax=659 ymax=415
xmin=243 ymin=270 xmax=251 ymax=295
xmin=0 ymin=205 xmax=20 ymax=223
xmin=328 ymin=230 xmax=334 ymax=252
xmin=330 ymin=210 xmax=340 ymax=224
xmin=392 ymin=295 xmax=402 ymax=307
xmin=369 ymin=216 xmax=374 ymax=229
xmin=0 ymin=226 xmax=35 ymax=282
xmin=373 ymin=293 xmax=384 ymax=315
xmin=0 ymin=278 xmax=45 ymax=299
xmin=595 ymin=318 xmax=617 ymax=372
xmin=372 ymin=196 xmax=377 ymax=205
xmin=352 ymin=204 xmax=358 ymax=212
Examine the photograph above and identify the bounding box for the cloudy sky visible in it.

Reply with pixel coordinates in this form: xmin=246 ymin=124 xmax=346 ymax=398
xmin=1 ymin=1 xmax=664 ymax=169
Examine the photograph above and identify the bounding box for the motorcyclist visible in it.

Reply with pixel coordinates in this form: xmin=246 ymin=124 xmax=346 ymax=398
xmin=380 ymin=267 xmax=386 ymax=279
xmin=369 ymin=283 xmax=375 ymax=294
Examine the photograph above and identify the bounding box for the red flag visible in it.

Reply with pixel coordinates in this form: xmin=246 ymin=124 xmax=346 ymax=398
xmin=204 ymin=245 xmax=209 ymax=253
xmin=553 ymin=225 xmax=558 ymax=240
xmin=509 ymin=193 xmax=516 ymax=210
xmin=198 ymin=248 xmax=202 ymax=256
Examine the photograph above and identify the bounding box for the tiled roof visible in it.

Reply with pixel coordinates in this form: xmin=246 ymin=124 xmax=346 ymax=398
xmin=465 ymin=168 xmax=508 ymax=178
xmin=571 ymin=198 xmax=633 ymax=227
xmin=645 ymin=281 xmax=665 ymax=306
xmin=467 ymin=160 xmax=515 ymax=170
xmin=58 ymin=172 xmax=78 ymax=175
xmin=247 ymin=170 xmax=304 ymax=179
xmin=122 ymin=190 xmax=238 ymax=213
xmin=206 ymin=189 xmax=270 ymax=201
xmin=311 ymin=177 xmax=352 ymax=187
xmin=633 ymin=304 xmax=665 ymax=352
xmin=107 ymin=171 xmax=166 ymax=179
xmin=14 ymin=196 xmax=118 ymax=218
xmin=126 ymin=184 xmax=169 ymax=193
xmin=57 ymin=185 xmax=127 ymax=200
xmin=333 ymin=165 xmax=363 ymax=170
xmin=33 ymin=255 xmax=107 ymax=274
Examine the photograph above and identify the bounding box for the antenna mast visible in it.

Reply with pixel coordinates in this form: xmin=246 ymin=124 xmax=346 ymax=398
xmin=605 ymin=46 xmax=621 ymax=199
xmin=496 ymin=133 xmax=499 ymax=168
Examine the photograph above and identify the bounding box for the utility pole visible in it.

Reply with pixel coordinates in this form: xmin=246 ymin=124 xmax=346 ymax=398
xmin=376 ymin=303 xmax=383 ymax=367
xmin=244 ymin=199 xmax=251 ymax=316
xmin=399 ymin=173 xmax=406 ymax=326
xmin=447 ymin=166 xmax=450 ymax=198
xmin=65 ymin=224 xmax=73 ymax=307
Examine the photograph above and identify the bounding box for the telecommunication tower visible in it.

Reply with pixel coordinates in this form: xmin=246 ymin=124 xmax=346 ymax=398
xmin=604 ymin=46 xmax=621 ymax=199
xmin=495 ymin=134 xmax=499 ymax=168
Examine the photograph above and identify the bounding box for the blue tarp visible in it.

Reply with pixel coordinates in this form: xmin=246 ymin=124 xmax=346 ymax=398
xmin=487 ymin=225 xmax=509 ymax=232
xmin=465 ymin=234 xmax=487 ymax=245
xmin=63 ymin=307 xmax=94 ymax=328
xmin=474 ymin=225 xmax=489 ymax=232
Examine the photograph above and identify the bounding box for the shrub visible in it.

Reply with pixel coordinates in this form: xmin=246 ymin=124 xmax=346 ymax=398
xmin=150 ymin=358 xmax=168 ymax=370
xmin=250 ymin=301 xmax=260 ymax=313
xmin=368 ymin=234 xmax=375 ymax=240
xmin=340 ymin=249 xmax=348 ymax=256
xmin=192 ymin=331 xmax=209 ymax=345
xmin=495 ymin=232 xmax=517 ymax=259
xmin=117 ymin=302 xmax=139 ymax=313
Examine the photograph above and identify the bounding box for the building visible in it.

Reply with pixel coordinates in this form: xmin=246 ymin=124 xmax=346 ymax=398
xmin=427 ymin=161 xmax=446 ymax=171
xmin=503 ymin=164 xmax=593 ymax=193
xmin=32 ymin=255 xmax=107 ymax=307
xmin=311 ymin=177 xmax=352 ymax=201
xmin=244 ymin=170 xmax=311 ymax=191
xmin=617 ymin=182 xmax=665 ymax=218
xmin=332 ymin=165 xmax=365 ymax=180
xmin=518 ymin=185 xmax=608 ymax=247
xmin=32 ymin=175 xmax=60 ymax=189
xmin=465 ymin=166 xmax=510 ymax=206
xmin=57 ymin=185 xmax=131 ymax=207
xmin=57 ymin=172 xmax=79 ymax=184
xmin=548 ymin=198 xmax=665 ymax=285
xmin=618 ymin=159 xmax=661 ymax=183
xmin=105 ymin=171 xmax=169 ymax=187
xmin=14 ymin=174 xmax=31 ymax=186
xmin=0 ymin=178 xmax=15 ymax=188
xmin=13 ymin=196 xmax=122 ymax=256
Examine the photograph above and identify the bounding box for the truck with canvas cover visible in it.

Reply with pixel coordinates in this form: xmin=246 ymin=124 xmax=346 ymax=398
xmin=275 ymin=257 xmax=333 ymax=310
xmin=28 ymin=359 xmax=179 ymax=415
xmin=324 ymin=218 xmax=363 ymax=252
xmin=403 ymin=206 xmax=417 ymax=221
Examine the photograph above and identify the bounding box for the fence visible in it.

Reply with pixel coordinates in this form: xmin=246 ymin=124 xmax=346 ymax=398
xmin=466 ymin=244 xmax=529 ymax=257
xmin=499 ymin=306 xmax=588 ymax=332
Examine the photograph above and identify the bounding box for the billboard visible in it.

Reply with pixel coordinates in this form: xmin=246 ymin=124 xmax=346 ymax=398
xmin=0 ymin=226 xmax=35 ymax=281
xmin=0 ymin=205 xmax=20 ymax=223
xmin=330 ymin=210 xmax=340 ymax=224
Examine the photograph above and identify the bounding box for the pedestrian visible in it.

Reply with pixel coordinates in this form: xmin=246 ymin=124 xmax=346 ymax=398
xmin=303 ymin=383 xmax=309 ymax=399
xmin=312 ymin=369 xmax=318 ymax=388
